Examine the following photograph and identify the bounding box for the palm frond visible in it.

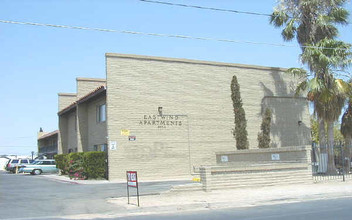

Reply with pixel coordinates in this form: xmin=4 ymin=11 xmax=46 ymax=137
xmin=328 ymin=7 xmax=349 ymax=24
xmin=270 ymin=10 xmax=289 ymax=27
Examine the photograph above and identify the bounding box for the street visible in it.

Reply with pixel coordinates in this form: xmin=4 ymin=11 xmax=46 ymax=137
xmin=115 ymin=197 xmax=352 ymax=220
xmin=2 ymin=170 xmax=352 ymax=220
xmin=0 ymin=171 xmax=189 ymax=219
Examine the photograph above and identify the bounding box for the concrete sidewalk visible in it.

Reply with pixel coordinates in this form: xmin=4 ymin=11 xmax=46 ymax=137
xmin=30 ymin=176 xmax=352 ymax=219
xmin=105 ymin=181 xmax=352 ymax=216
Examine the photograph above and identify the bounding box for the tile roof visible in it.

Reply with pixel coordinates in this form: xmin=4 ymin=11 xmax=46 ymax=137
xmin=58 ymin=85 xmax=106 ymax=116
xmin=38 ymin=130 xmax=59 ymax=140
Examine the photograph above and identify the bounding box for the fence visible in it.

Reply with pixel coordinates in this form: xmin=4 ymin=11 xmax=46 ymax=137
xmin=311 ymin=143 xmax=352 ymax=182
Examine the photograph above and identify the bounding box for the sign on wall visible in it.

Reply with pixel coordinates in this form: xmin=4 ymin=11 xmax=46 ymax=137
xmin=221 ymin=155 xmax=229 ymax=162
xmin=109 ymin=141 xmax=117 ymax=150
xmin=271 ymin=154 xmax=280 ymax=161
xmin=121 ymin=129 xmax=130 ymax=136
xmin=128 ymin=136 xmax=136 ymax=141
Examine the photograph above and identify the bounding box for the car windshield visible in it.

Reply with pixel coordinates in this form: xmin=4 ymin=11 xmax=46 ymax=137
xmin=11 ymin=160 xmax=19 ymax=163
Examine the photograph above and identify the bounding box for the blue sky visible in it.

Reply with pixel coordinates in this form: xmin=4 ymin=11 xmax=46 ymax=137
xmin=0 ymin=0 xmax=351 ymax=155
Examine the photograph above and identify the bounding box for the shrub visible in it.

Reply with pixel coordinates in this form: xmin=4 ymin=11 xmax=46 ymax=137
xmin=83 ymin=152 xmax=107 ymax=179
xmin=67 ymin=153 xmax=86 ymax=180
xmin=258 ymin=108 xmax=272 ymax=148
xmin=54 ymin=152 xmax=107 ymax=180
xmin=231 ymin=75 xmax=249 ymax=150
xmin=54 ymin=154 xmax=67 ymax=174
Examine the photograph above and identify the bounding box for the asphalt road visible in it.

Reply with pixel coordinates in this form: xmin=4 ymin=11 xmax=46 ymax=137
xmin=0 ymin=171 xmax=189 ymax=219
xmin=116 ymin=197 xmax=352 ymax=220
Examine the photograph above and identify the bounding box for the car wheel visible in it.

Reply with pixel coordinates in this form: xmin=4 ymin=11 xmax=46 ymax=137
xmin=33 ymin=169 xmax=42 ymax=175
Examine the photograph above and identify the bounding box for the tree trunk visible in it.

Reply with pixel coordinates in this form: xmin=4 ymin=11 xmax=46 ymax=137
xmin=327 ymin=121 xmax=337 ymax=174
xmin=318 ymin=118 xmax=326 ymax=153
xmin=318 ymin=117 xmax=327 ymax=173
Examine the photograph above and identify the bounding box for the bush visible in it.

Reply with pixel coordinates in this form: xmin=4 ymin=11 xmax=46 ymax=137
xmin=67 ymin=153 xmax=86 ymax=180
xmin=83 ymin=152 xmax=107 ymax=179
xmin=258 ymin=108 xmax=272 ymax=148
xmin=54 ymin=152 xmax=107 ymax=180
xmin=54 ymin=154 xmax=67 ymax=174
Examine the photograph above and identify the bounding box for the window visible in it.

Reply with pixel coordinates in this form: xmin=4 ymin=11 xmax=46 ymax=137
xmin=97 ymin=104 xmax=106 ymax=123
xmin=94 ymin=144 xmax=107 ymax=152
xmin=20 ymin=160 xmax=28 ymax=164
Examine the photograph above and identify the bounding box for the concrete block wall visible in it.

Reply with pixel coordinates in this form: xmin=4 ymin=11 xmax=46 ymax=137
xmin=58 ymin=93 xmax=76 ymax=111
xmin=105 ymin=53 xmax=311 ymax=181
xmin=86 ymin=95 xmax=107 ymax=151
xmin=200 ymin=146 xmax=313 ymax=191
xmin=76 ymin=78 xmax=106 ymax=99
xmin=216 ymin=146 xmax=311 ymax=164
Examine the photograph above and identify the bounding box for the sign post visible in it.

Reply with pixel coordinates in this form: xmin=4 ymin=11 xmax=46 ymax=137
xmin=126 ymin=171 xmax=139 ymax=207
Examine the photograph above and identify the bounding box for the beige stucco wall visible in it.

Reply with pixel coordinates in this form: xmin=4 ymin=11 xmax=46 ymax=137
xmin=105 ymin=53 xmax=311 ymax=181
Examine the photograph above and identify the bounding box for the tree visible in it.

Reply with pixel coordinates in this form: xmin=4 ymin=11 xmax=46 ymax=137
xmin=270 ymin=0 xmax=349 ymax=49
xmin=258 ymin=108 xmax=272 ymax=148
xmin=231 ymin=75 xmax=249 ymax=150
xmin=270 ymin=0 xmax=350 ymax=174
xmin=288 ymin=39 xmax=352 ymax=173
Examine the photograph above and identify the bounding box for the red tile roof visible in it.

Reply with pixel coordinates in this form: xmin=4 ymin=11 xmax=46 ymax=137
xmin=58 ymin=85 xmax=106 ymax=116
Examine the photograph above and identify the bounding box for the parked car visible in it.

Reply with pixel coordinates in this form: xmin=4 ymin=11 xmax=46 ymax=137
xmin=18 ymin=159 xmax=58 ymax=175
xmin=6 ymin=158 xmax=34 ymax=173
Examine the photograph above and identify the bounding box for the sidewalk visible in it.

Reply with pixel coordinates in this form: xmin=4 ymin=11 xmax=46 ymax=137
xmin=106 ymin=181 xmax=352 ymax=216
xmin=36 ymin=174 xmax=352 ymax=219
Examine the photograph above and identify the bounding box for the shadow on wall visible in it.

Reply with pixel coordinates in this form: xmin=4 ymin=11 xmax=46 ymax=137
xmin=259 ymin=69 xmax=311 ymax=148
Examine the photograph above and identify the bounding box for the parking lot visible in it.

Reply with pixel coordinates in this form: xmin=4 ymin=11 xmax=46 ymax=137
xmin=0 ymin=171 xmax=189 ymax=219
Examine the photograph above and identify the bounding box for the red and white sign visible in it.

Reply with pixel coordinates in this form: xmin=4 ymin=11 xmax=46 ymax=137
xmin=127 ymin=171 xmax=138 ymax=187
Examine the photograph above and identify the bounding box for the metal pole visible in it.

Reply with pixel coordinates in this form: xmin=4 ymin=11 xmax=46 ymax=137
xmin=126 ymin=172 xmax=130 ymax=204
xmin=136 ymin=172 xmax=140 ymax=207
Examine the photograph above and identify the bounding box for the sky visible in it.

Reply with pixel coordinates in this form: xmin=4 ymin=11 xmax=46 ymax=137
xmin=0 ymin=0 xmax=351 ymax=156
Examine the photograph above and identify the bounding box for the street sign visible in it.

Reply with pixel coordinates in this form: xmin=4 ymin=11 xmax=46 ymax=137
xmin=126 ymin=171 xmax=140 ymax=206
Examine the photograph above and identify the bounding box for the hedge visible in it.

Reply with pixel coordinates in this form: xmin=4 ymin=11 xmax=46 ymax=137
xmin=54 ymin=152 xmax=107 ymax=180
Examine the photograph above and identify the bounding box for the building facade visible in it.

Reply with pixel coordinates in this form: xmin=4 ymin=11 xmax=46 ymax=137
xmin=58 ymin=53 xmax=311 ymax=181
xmin=58 ymin=78 xmax=107 ymax=154
xmin=37 ymin=129 xmax=59 ymax=159
xmin=105 ymin=53 xmax=311 ymax=181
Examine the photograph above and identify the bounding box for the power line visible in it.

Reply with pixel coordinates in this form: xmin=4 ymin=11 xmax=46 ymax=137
xmin=139 ymin=0 xmax=351 ymax=25
xmin=0 ymin=19 xmax=348 ymax=51
xmin=139 ymin=0 xmax=271 ymax=17
xmin=0 ymin=19 xmax=295 ymax=47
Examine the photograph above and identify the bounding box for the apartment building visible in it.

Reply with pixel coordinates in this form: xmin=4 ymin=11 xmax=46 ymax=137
xmin=58 ymin=78 xmax=107 ymax=154
xmin=37 ymin=129 xmax=59 ymax=158
xmin=58 ymin=53 xmax=311 ymax=181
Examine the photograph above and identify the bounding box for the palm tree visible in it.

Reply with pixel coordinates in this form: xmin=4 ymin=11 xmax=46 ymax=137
xmin=270 ymin=0 xmax=349 ymax=49
xmin=270 ymin=0 xmax=350 ymax=174
xmin=288 ymin=39 xmax=352 ymax=174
